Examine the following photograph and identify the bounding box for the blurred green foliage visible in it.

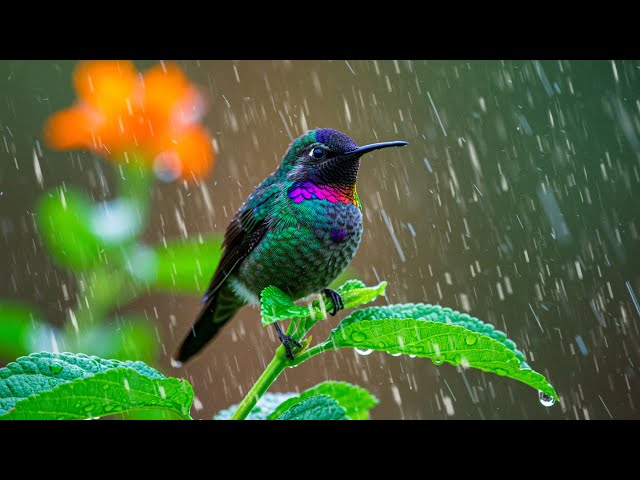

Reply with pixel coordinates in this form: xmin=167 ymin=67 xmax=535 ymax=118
xmin=152 ymin=235 xmax=223 ymax=293
xmin=0 ymin=301 xmax=41 ymax=358
xmin=37 ymin=188 xmax=105 ymax=270
xmin=0 ymin=157 xmax=226 ymax=370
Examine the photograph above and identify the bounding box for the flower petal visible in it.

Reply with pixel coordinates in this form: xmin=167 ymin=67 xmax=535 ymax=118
xmin=44 ymin=106 xmax=102 ymax=151
xmin=161 ymin=126 xmax=214 ymax=180
xmin=142 ymin=63 xmax=189 ymax=120
xmin=74 ymin=60 xmax=137 ymax=116
xmin=47 ymin=60 xmax=214 ymax=183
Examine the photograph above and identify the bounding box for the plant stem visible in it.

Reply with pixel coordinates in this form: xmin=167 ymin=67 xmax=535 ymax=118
xmin=229 ymin=321 xmax=334 ymax=419
xmin=230 ymin=306 xmax=333 ymax=419
xmin=229 ymin=348 xmax=288 ymax=420
xmin=290 ymin=342 xmax=334 ymax=365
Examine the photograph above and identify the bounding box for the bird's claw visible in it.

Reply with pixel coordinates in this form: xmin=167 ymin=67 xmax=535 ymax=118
xmin=323 ymin=288 xmax=345 ymax=316
xmin=274 ymin=322 xmax=302 ymax=359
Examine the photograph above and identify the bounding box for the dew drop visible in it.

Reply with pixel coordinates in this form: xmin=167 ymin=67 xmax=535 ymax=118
xmin=450 ymin=354 xmax=462 ymax=365
xmin=389 ymin=352 xmax=402 ymax=357
xmin=355 ymin=348 xmax=373 ymax=356
xmin=539 ymin=391 xmax=556 ymax=407
xmin=351 ymin=331 xmax=367 ymax=342
xmin=432 ymin=356 xmax=444 ymax=365
xmin=49 ymin=363 xmax=63 ymax=374
xmin=465 ymin=334 xmax=478 ymax=346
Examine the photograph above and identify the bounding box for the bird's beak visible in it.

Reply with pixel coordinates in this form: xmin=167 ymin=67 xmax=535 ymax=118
xmin=345 ymin=140 xmax=409 ymax=158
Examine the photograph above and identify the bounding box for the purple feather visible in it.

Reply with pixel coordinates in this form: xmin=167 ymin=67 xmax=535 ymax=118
xmin=330 ymin=228 xmax=347 ymax=243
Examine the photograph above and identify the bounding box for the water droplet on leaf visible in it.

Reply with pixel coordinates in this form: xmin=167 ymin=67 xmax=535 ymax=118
xmin=49 ymin=363 xmax=63 ymax=374
xmin=432 ymin=356 xmax=444 ymax=365
xmin=539 ymin=391 xmax=556 ymax=407
xmin=450 ymin=354 xmax=462 ymax=365
xmin=355 ymin=348 xmax=373 ymax=356
xmin=465 ymin=335 xmax=478 ymax=346
xmin=351 ymin=332 xmax=367 ymax=342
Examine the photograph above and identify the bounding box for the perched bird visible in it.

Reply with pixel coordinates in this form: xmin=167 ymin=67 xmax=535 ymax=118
xmin=174 ymin=128 xmax=407 ymax=364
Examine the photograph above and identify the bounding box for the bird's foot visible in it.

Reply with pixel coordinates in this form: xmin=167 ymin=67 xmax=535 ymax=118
xmin=274 ymin=322 xmax=302 ymax=360
xmin=323 ymin=288 xmax=345 ymax=316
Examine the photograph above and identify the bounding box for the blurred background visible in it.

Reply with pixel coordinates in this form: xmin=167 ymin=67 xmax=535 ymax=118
xmin=1 ymin=60 xmax=639 ymax=419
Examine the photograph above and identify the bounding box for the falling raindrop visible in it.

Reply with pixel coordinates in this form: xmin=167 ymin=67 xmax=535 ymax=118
xmin=539 ymin=391 xmax=556 ymax=407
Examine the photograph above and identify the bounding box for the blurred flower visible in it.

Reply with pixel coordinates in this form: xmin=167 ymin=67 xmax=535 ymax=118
xmin=44 ymin=60 xmax=214 ymax=181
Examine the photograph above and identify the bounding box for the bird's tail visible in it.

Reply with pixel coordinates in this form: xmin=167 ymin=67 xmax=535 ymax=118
xmin=174 ymin=282 xmax=244 ymax=364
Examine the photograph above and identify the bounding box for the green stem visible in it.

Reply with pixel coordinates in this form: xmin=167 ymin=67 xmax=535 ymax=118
xmin=290 ymin=342 xmax=334 ymax=365
xmin=230 ymin=348 xmax=289 ymax=420
xmin=229 ymin=320 xmax=335 ymax=420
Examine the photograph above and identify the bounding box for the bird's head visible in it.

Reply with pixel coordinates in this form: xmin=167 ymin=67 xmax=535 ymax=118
xmin=279 ymin=128 xmax=408 ymax=189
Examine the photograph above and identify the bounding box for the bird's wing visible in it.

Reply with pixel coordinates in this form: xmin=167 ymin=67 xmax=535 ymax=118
xmin=201 ymin=179 xmax=279 ymax=303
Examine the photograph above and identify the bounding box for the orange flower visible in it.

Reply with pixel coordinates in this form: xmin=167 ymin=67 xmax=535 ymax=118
xmin=44 ymin=60 xmax=214 ymax=181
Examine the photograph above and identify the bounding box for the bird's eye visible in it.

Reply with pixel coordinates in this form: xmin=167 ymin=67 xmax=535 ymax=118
xmin=311 ymin=147 xmax=325 ymax=160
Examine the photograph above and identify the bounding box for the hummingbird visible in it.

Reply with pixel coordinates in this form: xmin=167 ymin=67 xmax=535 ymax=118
xmin=174 ymin=128 xmax=408 ymax=364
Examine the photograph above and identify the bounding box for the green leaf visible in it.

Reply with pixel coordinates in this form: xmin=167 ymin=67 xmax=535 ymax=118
xmin=0 ymin=352 xmax=193 ymax=420
xmin=150 ymin=235 xmax=224 ymax=294
xmin=276 ymin=394 xmax=348 ymax=420
xmin=337 ymin=281 xmax=387 ymax=311
xmin=336 ymin=279 xmax=366 ymax=292
xmin=322 ymin=304 xmax=557 ymax=399
xmin=260 ymin=286 xmax=311 ymax=326
xmin=0 ymin=301 xmax=42 ymax=359
xmin=260 ymin=280 xmax=387 ymax=327
xmin=268 ymin=381 xmax=378 ymax=420
xmin=36 ymin=188 xmax=105 ymax=270
xmin=113 ymin=409 xmax=185 ymax=420
xmin=214 ymin=392 xmax=296 ymax=420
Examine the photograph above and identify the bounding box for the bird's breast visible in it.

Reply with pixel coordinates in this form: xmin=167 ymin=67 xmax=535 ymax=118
xmin=234 ymin=197 xmax=362 ymax=301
